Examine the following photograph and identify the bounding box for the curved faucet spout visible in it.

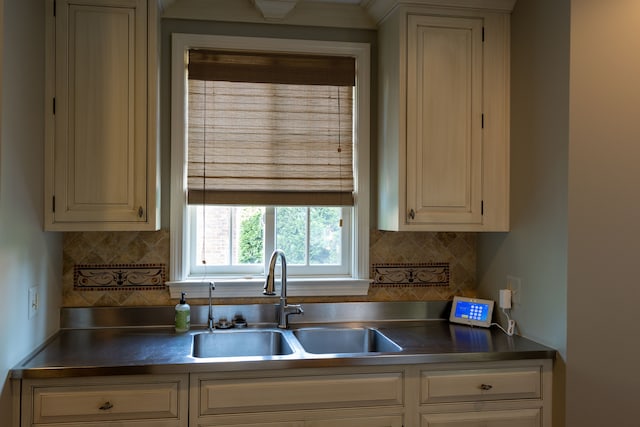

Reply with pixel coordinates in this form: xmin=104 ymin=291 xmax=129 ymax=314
xmin=263 ymin=250 xmax=303 ymax=328
xmin=263 ymin=249 xmax=285 ymax=296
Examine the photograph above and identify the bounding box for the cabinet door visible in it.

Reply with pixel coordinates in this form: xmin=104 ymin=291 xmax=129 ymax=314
xmin=307 ymin=415 xmax=403 ymax=427
xmin=406 ymin=14 xmax=484 ymax=226
xmin=48 ymin=0 xmax=157 ymax=230
xmin=422 ymin=409 xmax=541 ymax=427
xmin=199 ymin=423 xmax=303 ymax=427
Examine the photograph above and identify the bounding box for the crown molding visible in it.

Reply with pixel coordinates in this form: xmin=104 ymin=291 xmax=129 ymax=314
xmin=364 ymin=0 xmax=517 ymax=23
xmin=162 ymin=0 xmax=377 ymax=29
xmin=161 ymin=0 xmax=515 ymax=28
xmin=252 ymin=0 xmax=299 ymax=19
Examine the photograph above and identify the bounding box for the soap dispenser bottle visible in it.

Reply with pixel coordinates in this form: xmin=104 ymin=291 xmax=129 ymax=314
xmin=175 ymin=292 xmax=190 ymax=333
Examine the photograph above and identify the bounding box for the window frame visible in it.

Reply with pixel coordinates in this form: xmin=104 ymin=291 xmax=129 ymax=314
xmin=187 ymin=205 xmax=352 ymax=277
xmin=169 ymin=33 xmax=370 ymax=298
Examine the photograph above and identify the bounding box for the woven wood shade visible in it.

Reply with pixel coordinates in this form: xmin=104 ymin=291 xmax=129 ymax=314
xmin=188 ymin=50 xmax=355 ymax=86
xmin=187 ymin=50 xmax=355 ymax=206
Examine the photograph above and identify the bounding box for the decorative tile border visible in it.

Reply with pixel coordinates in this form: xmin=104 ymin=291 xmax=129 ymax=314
xmin=74 ymin=264 xmax=166 ymax=291
xmin=372 ymin=263 xmax=449 ymax=288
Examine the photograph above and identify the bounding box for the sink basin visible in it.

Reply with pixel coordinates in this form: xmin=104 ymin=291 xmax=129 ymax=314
xmin=192 ymin=330 xmax=294 ymax=358
xmin=293 ymin=327 xmax=403 ymax=354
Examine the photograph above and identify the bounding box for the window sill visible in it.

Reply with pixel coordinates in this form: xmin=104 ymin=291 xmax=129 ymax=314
xmin=167 ymin=278 xmax=371 ymax=299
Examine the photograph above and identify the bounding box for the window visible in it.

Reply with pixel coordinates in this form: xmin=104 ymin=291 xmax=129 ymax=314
xmin=189 ymin=206 xmax=351 ymax=277
xmin=170 ymin=34 xmax=370 ymax=297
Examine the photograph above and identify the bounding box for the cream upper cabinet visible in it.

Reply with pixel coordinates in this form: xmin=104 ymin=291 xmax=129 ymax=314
xmin=377 ymin=5 xmax=512 ymax=231
xmin=44 ymin=0 xmax=160 ymax=231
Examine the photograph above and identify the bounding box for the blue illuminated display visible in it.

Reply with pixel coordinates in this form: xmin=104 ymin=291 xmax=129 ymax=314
xmin=454 ymin=301 xmax=490 ymax=322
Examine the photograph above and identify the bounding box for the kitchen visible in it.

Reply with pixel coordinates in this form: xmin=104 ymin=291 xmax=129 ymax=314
xmin=1 ymin=0 xmax=639 ymax=426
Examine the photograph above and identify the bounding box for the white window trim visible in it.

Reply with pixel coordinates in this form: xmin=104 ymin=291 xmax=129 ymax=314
xmin=188 ymin=206 xmax=352 ymax=277
xmin=169 ymin=33 xmax=371 ymax=298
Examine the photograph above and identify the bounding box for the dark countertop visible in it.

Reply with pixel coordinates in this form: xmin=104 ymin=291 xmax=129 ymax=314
xmin=11 ymin=323 xmax=555 ymax=379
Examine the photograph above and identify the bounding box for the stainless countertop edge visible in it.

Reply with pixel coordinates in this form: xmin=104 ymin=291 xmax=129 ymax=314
xmin=10 ymin=329 xmax=556 ymax=379
xmin=11 ymin=350 xmax=556 ymax=379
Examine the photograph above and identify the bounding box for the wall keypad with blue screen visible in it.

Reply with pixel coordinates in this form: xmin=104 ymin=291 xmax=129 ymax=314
xmin=449 ymin=296 xmax=494 ymax=327
xmin=455 ymin=301 xmax=490 ymax=321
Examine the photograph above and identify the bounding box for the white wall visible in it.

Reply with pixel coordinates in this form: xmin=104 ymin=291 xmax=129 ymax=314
xmin=567 ymin=0 xmax=640 ymax=425
xmin=0 ymin=0 xmax=63 ymax=424
xmin=476 ymin=0 xmax=569 ymax=425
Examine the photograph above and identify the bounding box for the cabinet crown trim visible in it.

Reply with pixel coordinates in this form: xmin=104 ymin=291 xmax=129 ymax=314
xmin=366 ymin=0 xmax=517 ymax=23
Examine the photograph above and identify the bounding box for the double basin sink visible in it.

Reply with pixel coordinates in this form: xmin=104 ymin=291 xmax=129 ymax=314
xmin=192 ymin=327 xmax=403 ymax=358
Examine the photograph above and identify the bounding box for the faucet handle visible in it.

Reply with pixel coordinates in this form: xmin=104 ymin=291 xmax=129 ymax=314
xmin=279 ymin=303 xmax=303 ymax=329
xmin=286 ymin=304 xmax=304 ymax=316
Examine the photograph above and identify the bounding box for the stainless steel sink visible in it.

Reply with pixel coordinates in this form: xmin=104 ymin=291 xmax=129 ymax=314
xmin=192 ymin=330 xmax=295 ymax=358
xmin=293 ymin=327 xmax=403 ymax=354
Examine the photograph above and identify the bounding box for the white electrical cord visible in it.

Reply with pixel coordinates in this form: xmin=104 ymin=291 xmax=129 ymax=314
xmin=491 ymin=308 xmax=516 ymax=336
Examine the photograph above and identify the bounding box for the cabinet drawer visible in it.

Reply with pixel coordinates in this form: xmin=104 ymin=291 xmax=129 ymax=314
xmin=197 ymin=372 xmax=404 ymax=415
xmin=421 ymin=409 xmax=541 ymax=427
xmin=421 ymin=367 xmax=541 ymax=403
xmin=308 ymin=415 xmax=404 ymax=427
xmin=30 ymin=380 xmax=182 ymax=424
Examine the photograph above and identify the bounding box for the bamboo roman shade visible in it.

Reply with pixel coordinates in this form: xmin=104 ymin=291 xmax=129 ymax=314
xmin=187 ymin=49 xmax=355 ymax=206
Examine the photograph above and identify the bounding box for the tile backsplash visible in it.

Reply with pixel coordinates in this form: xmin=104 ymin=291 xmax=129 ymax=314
xmin=62 ymin=230 xmax=476 ymax=306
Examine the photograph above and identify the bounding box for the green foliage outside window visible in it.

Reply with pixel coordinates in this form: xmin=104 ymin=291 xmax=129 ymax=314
xmin=237 ymin=207 xmax=341 ymax=266
xmin=238 ymin=210 xmax=263 ymax=264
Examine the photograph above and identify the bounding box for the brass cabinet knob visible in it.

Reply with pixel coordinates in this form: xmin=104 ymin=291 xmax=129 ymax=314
xmin=99 ymin=401 xmax=114 ymax=411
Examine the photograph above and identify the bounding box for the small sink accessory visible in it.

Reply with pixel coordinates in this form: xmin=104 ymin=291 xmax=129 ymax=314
xmin=216 ymin=317 xmax=233 ymax=329
xmin=233 ymin=313 xmax=248 ymax=328
xmin=175 ymin=292 xmax=190 ymax=333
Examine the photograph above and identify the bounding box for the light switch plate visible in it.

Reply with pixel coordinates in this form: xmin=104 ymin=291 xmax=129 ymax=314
xmin=506 ymin=276 xmax=522 ymax=305
xmin=28 ymin=286 xmax=39 ymax=319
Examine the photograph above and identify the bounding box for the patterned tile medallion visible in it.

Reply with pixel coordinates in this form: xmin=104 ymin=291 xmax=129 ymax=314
xmin=74 ymin=263 xmax=166 ymax=291
xmin=372 ymin=263 xmax=449 ymax=287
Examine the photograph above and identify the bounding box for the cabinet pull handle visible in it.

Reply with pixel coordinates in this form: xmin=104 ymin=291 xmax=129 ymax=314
xmin=479 ymin=383 xmax=493 ymax=391
xmin=138 ymin=206 xmax=144 ymax=218
xmin=99 ymin=401 xmax=114 ymax=410
xmin=409 ymin=209 xmax=415 ymax=220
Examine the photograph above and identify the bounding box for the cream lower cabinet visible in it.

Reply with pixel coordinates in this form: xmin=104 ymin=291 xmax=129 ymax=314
xmin=44 ymin=0 xmax=160 ymax=231
xmin=191 ymin=360 xmax=550 ymax=427
xmin=377 ymin=4 xmax=512 ymax=232
xmin=203 ymin=416 xmax=403 ymax=427
xmin=421 ymin=410 xmax=541 ymax=427
xmin=20 ymin=374 xmax=189 ymax=427
xmin=190 ymin=368 xmax=405 ymax=427
xmin=18 ymin=360 xmax=550 ymax=427
xmin=418 ymin=360 xmax=552 ymax=427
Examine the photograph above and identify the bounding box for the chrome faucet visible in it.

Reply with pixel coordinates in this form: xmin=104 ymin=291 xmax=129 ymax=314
xmin=263 ymin=250 xmax=303 ymax=328
xmin=208 ymin=281 xmax=215 ymax=332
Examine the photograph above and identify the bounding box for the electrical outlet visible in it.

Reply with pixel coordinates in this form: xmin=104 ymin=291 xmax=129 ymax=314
xmin=506 ymin=276 xmax=522 ymax=305
xmin=28 ymin=286 xmax=40 ymax=319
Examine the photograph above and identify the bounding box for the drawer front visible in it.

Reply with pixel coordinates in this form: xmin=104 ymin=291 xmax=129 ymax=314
xmin=197 ymin=372 xmax=404 ymax=415
xmin=200 ymin=422 xmax=304 ymax=427
xmin=308 ymin=415 xmax=404 ymax=427
xmin=421 ymin=367 xmax=541 ymax=403
xmin=32 ymin=381 xmax=180 ymax=424
xmin=421 ymin=409 xmax=541 ymax=427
